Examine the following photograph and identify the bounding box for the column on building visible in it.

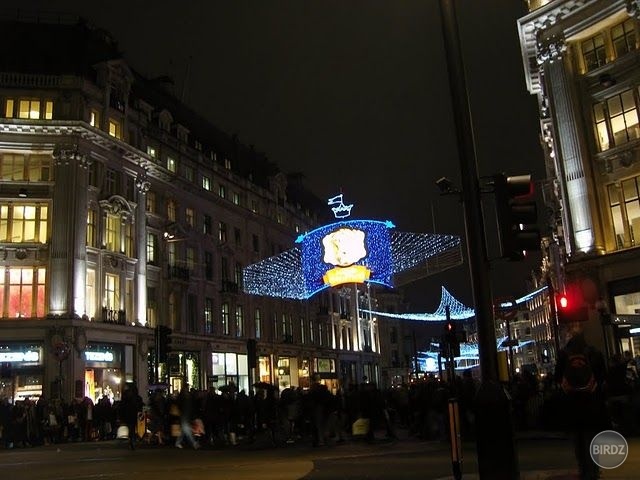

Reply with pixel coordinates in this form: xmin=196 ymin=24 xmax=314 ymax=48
xmin=50 ymin=144 xmax=87 ymax=316
xmin=135 ymin=171 xmax=149 ymax=325
xmin=538 ymin=33 xmax=595 ymax=254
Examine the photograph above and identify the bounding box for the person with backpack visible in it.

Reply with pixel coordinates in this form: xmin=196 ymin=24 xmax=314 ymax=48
xmin=554 ymin=329 xmax=608 ymax=480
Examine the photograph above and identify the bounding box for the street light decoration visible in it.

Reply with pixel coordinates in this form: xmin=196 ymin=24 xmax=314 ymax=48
xmin=243 ymin=195 xmax=462 ymax=300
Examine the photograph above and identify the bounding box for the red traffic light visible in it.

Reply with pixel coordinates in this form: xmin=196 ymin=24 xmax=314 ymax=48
xmin=558 ymin=294 xmax=569 ymax=309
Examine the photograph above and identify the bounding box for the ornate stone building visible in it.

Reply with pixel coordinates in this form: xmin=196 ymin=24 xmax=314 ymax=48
xmin=518 ymin=0 xmax=640 ymax=358
xmin=0 ymin=15 xmax=384 ymax=403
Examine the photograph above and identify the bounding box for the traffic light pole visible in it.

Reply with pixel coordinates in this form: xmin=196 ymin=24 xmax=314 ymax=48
xmin=438 ymin=1 xmax=518 ymax=478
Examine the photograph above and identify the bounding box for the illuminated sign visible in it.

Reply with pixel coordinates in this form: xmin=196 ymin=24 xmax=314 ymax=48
xmin=0 ymin=350 xmax=40 ymax=362
xmin=84 ymin=351 xmax=114 ymax=362
xmin=298 ymin=219 xmax=394 ymax=294
xmin=327 ymin=194 xmax=353 ymax=219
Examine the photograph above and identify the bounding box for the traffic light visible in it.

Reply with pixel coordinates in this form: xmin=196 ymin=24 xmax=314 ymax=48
xmin=442 ymin=321 xmax=466 ymax=357
xmin=556 ymin=285 xmax=588 ymax=324
xmin=157 ymin=325 xmax=173 ymax=362
xmin=493 ymin=173 xmax=541 ymax=260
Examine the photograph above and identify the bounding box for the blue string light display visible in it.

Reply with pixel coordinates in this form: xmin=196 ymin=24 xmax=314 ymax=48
xmin=243 ymin=219 xmax=462 ymax=300
xmin=361 ymin=286 xmax=475 ymax=321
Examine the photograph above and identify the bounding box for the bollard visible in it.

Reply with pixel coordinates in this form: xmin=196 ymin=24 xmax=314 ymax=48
xmin=448 ymin=397 xmax=463 ymax=480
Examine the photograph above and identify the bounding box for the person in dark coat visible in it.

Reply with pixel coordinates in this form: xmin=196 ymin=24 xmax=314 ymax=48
xmin=175 ymin=386 xmax=199 ymax=449
xmin=554 ymin=329 xmax=608 ymax=480
xmin=119 ymin=383 xmax=143 ymax=450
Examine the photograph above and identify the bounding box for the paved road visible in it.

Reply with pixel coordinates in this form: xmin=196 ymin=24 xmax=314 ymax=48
xmin=0 ymin=433 xmax=636 ymax=479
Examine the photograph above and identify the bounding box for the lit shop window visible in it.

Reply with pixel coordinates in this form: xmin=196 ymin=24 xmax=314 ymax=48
xmin=0 ymin=267 xmax=47 ymax=318
xmin=0 ymin=203 xmax=48 ymax=243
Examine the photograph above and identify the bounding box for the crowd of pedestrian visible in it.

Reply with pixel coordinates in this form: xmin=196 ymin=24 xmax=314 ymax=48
xmin=1 ymin=353 xmax=639 ymax=453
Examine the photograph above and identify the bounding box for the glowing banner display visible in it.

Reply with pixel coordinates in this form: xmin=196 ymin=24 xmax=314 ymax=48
xmin=298 ymin=219 xmax=394 ymax=294
xmin=84 ymin=351 xmax=114 ymax=362
xmin=0 ymin=350 xmax=40 ymax=363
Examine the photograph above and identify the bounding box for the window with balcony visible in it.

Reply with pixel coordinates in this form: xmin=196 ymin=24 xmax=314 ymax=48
xmin=0 ymin=203 xmax=48 ymax=243
xmin=581 ymin=34 xmax=607 ymax=72
xmin=0 ymin=153 xmax=52 ymax=181
xmin=612 ymin=19 xmax=636 ymax=58
xmin=104 ymin=273 xmax=120 ymax=311
xmin=0 ymin=266 xmax=46 ymax=318
xmin=105 ymin=214 xmax=121 ymax=252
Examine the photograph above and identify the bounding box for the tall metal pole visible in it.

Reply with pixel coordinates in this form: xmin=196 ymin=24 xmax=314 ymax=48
xmin=438 ymin=1 xmax=518 ymax=478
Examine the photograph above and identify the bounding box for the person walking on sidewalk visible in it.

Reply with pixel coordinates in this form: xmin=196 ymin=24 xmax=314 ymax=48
xmin=554 ymin=326 xmax=608 ymax=480
xmin=175 ymin=386 xmax=199 ymax=449
xmin=119 ymin=383 xmax=143 ymax=450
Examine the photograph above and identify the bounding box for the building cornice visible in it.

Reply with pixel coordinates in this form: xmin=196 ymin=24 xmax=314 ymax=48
xmin=518 ymin=0 xmax=627 ymax=94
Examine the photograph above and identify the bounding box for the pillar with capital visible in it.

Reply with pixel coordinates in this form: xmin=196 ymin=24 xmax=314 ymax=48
xmin=537 ymin=31 xmax=597 ymax=255
xmin=135 ymin=170 xmax=150 ymax=325
xmin=50 ymin=144 xmax=90 ymax=317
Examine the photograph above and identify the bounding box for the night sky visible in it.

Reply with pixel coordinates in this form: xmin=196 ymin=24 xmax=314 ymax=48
xmin=6 ymin=1 xmax=544 ymax=311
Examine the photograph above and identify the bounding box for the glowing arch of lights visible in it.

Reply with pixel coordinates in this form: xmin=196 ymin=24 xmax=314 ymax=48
xmin=243 ymin=223 xmax=462 ymax=300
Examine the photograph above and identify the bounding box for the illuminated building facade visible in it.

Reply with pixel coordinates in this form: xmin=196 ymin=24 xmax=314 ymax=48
xmin=0 ymin=15 xmax=388 ymax=402
xmin=519 ymin=0 xmax=640 ymax=356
